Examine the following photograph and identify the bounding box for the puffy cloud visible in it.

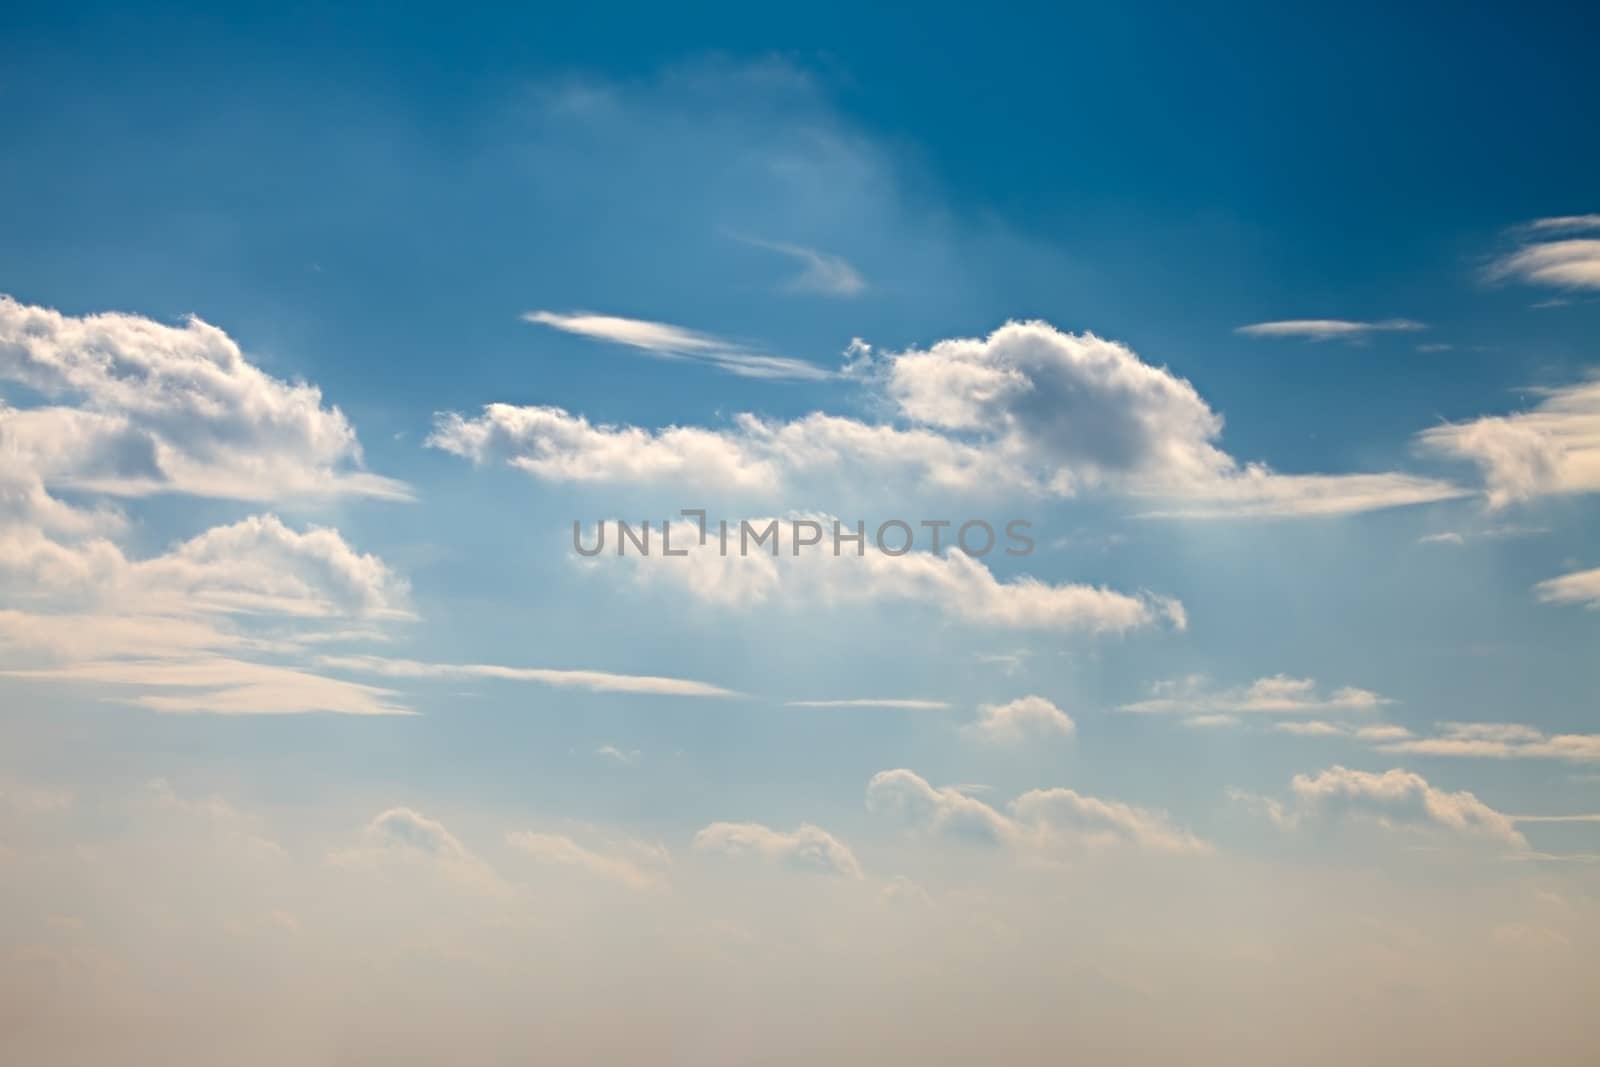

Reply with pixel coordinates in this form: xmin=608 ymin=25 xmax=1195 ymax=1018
xmin=1120 ymin=674 xmax=1391 ymax=716
xmin=523 ymin=310 xmax=830 ymax=381
xmin=968 ymin=695 xmax=1076 ymax=743
xmin=865 ymin=769 xmax=1207 ymax=856
xmin=1417 ymin=378 xmax=1600 ymax=506
xmin=1258 ymin=766 xmax=1527 ymax=849
xmin=0 ymin=512 xmax=416 ymax=714
xmin=865 ymin=769 xmax=1016 ymax=846
xmin=1234 ymin=319 xmax=1425 ymax=342
xmin=608 ymin=516 xmax=1184 ymax=635
xmin=313 ymin=654 xmax=738 ymax=698
xmin=1009 ymin=787 xmax=1211 ymax=855
xmin=1535 ymin=565 xmax=1600 ymax=609
xmin=506 ymin=831 xmax=666 ymax=891
xmin=434 ymin=320 xmax=1463 ymax=518
xmin=692 ymin=821 xmax=862 ymax=878
xmin=0 ymin=294 xmax=408 ymax=501
xmin=331 ymin=807 xmax=508 ymax=895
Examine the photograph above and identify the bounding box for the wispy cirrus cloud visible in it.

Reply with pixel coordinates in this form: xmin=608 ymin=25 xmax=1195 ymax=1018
xmin=315 ymin=654 xmax=740 ymax=698
xmin=1489 ymin=215 xmax=1600 ymax=291
xmin=523 ymin=310 xmax=830 ymax=381
xmin=1120 ymin=674 xmax=1391 ymax=716
xmin=785 ymin=697 xmax=951 ymax=709
xmin=1535 ymin=565 xmax=1600 ymax=609
xmin=736 ymin=236 xmax=866 ymax=297
xmin=1234 ymin=318 xmax=1426 ymax=342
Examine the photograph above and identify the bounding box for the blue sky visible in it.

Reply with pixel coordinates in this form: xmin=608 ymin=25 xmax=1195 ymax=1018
xmin=2 ymin=4 xmax=1599 ymax=1062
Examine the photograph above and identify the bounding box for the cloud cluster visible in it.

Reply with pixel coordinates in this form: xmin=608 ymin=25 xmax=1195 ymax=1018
xmin=1245 ymin=766 xmax=1527 ymax=850
xmin=0 ymin=294 xmax=408 ymax=502
xmin=434 ymin=320 xmax=1464 ymax=518
xmin=866 ymin=768 xmax=1209 ymax=856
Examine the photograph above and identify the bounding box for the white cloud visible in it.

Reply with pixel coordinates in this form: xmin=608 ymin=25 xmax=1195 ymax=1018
xmin=865 ymin=769 xmax=1208 ymax=856
xmin=506 ymin=831 xmax=666 ymax=891
xmin=313 ymin=654 xmax=739 ymax=698
xmin=595 ymin=744 xmax=641 ymax=766
xmin=967 ymin=695 xmax=1075 ymax=742
xmin=0 ymin=294 xmax=408 ymax=501
xmin=610 ymin=516 xmax=1185 ymax=635
xmin=1377 ymin=722 xmax=1600 ymax=764
xmin=1235 ymin=319 xmax=1426 ymax=342
xmin=1247 ymin=766 xmax=1526 ymax=850
xmin=1523 ymin=215 xmax=1600 ymax=235
xmin=1418 ymin=531 xmax=1466 ymax=546
xmin=434 ymin=320 xmax=1463 ymax=518
xmin=1121 ymin=674 xmax=1391 ymax=716
xmin=1535 ymin=565 xmax=1600 ymax=609
xmin=332 ymin=807 xmax=508 ymax=895
xmin=1417 ymin=378 xmax=1600 ymax=506
xmin=0 ymin=655 xmax=410 ymax=715
xmin=523 ymin=310 xmax=830 ymax=381
xmin=0 ymin=513 xmax=416 ymax=715
xmin=1272 ymin=720 xmax=1347 ymax=737
xmin=1490 ymin=239 xmax=1600 ymax=290
xmin=692 ymin=821 xmax=862 ymax=878
xmin=738 ymin=237 xmax=866 ymax=297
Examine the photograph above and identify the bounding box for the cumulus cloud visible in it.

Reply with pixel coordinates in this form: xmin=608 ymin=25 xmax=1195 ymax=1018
xmin=865 ymin=769 xmax=1208 ymax=856
xmin=0 ymin=513 xmax=416 ymax=714
xmin=1244 ymin=766 xmax=1526 ymax=850
xmin=433 ymin=320 xmax=1463 ymax=518
xmin=0 ymin=294 xmax=408 ymax=501
xmin=524 ymin=310 xmax=830 ymax=381
xmin=1418 ymin=378 xmax=1600 ymax=506
xmin=332 ymin=807 xmax=508 ymax=895
xmin=1120 ymin=674 xmax=1391 ymax=716
xmin=1535 ymin=565 xmax=1600 ymax=609
xmin=967 ymin=695 xmax=1076 ymax=742
xmin=1235 ymin=319 xmax=1426 ymax=342
xmin=692 ymin=821 xmax=862 ymax=878
xmin=607 ymin=516 xmax=1185 ymax=635
xmin=507 ymin=831 xmax=667 ymax=891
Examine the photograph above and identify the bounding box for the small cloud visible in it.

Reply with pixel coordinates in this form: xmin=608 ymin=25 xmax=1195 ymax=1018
xmin=1418 ymin=531 xmax=1465 ymax=547
xmin=1235 ymin=319 xmax=1425 ymax=343
xmin=785 ymin=698 xmax=951 ymax=710
xmin=595 ymin=744 xmax=641 ymax=766
xmin=967 ymin=695 xmax=1076 ymax=743
xmin=737 ymin=236 xmax=866 ymax=297
xmin=523 ymin=310 xmax=830 ymax=381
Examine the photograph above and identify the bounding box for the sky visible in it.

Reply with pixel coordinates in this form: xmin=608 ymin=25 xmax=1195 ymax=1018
xmin=2 ymin=3 xmax=1600 ymax=1063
